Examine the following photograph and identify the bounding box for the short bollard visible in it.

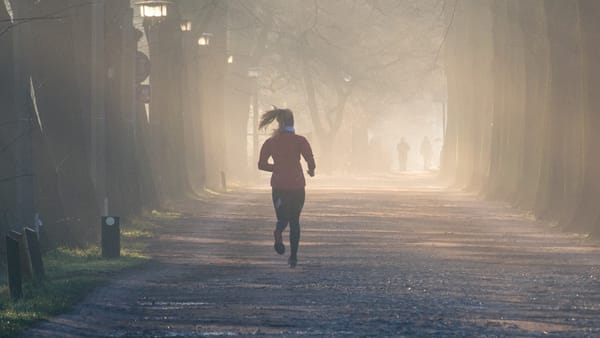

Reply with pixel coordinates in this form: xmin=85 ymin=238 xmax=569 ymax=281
xmin=101 ymin=216 xmax=120 ymax=258
xmin=6 ymin=235 xmax=23 ymax=300
xmin=25 ymin=227 xmax=45 ymax=283
xmin=220 ymin=171 xmax=227 ymax=191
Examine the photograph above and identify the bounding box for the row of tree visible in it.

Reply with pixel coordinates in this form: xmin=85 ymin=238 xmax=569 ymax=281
xmin=0 ymin=0 xmax=448 ymax=255
xmin=442 ymin=0 xmax=600 ymax=233
xmin=0 ymin=0 xmax=235 ymax=252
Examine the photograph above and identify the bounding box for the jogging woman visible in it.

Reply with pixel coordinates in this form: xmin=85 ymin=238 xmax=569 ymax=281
xmin=258 ymin=108 xmax=315 ymax=268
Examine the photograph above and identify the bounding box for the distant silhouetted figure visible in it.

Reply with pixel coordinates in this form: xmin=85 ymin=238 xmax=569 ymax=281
xmin=258 ymin=108 xmax=315 ymax=268
xmin=396 ymin=137 xmax=410 ymax=171
xmin=420 ymin=136 xmax=432 ymax=170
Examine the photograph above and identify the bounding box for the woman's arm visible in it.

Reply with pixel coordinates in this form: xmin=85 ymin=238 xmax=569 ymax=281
xmin=301 ymin=137 xmax=316 ymax=176
xmin=258 ymin=140 xmax=274 ymax=172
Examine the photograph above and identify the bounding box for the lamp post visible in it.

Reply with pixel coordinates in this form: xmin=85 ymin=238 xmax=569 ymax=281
xmin=135 ymin=0 xmax=175 ymax=197
xmin=248 ymin=68 xmax=260 ymax=174
xmin=136 ymin=0 xmax=173 ymax=20
xmin=179 ymin=17 xmax=207 ymax=191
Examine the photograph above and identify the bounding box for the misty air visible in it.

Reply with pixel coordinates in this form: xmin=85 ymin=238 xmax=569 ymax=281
xmin=1 ymin=1 xmax=600 ymax=336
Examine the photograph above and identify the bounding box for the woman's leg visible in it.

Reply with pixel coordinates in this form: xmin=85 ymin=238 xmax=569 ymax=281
xmin=289 ymin=218 xmax=300 ymax=260
xmin=272 ymin=189 xmax=290 ymax=230
xmin=288 ymin=189 xmax=305 ymax=265
xmin=272 ymin=189 xmax=289 ymax=253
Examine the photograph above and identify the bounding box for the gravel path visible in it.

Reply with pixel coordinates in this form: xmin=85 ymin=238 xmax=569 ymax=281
xmin=22 ymin=174 xmax=600 ymax=337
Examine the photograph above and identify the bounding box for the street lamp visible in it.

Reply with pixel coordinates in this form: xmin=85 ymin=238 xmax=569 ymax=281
xmin=198 ymin=32 xmax=212 ymax=46
xmin=180 ymin=21 xmax=192 ymax=32
xmin=135 ymin=0 xmax=173 ymax=19
xmin=227 ymin=55 xmax=234 ymax=64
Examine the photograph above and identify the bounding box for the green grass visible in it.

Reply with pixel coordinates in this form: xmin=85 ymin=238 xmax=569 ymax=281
xmin=0 ymin=209 xmax=182 ymax=336
xmin=122 ymin=216 xmax=156 ymax=242
xmin=0 ymin=209 xmax=182 ymax=337
xmin=148 ymin=209 xmax=182 ymax=220
xmin=0 ymin=246 xmax=148 ymax=337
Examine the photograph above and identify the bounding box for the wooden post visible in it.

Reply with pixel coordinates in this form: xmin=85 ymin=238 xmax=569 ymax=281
xmin=25 ymin=227 xmax=45 ymax=283
xmin=10 ymin=230 xmax=32 ymax=281
xmin=6 ymin=236 xmax=23 ymax=300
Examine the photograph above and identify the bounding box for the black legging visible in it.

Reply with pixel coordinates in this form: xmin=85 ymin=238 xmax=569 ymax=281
xmin=272 ymin=188 xmax=305 ymax=259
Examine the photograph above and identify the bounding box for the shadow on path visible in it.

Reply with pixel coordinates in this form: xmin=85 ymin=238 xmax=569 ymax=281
xmin=22 ymin=174 xmax=600 ymax=337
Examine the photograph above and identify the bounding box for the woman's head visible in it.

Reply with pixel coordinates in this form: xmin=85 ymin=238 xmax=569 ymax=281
xmin=259 ymin=107 xmax=294 ymax=133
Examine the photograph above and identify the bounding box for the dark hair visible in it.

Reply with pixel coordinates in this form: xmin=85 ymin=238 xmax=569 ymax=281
xmin=259 ymin=107 xmax=294 ymax=134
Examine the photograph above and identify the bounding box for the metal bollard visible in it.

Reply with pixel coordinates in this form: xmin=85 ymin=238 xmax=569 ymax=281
xmin=101 ymin=216 xmax=120 ymax=258
xmin=6 ymin=235 xmax=23 ymax=300
xmin=25 ymin=227 xmax=45 ymax=283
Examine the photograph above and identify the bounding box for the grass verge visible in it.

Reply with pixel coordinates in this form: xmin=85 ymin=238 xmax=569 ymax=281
xmin=0 ymin=210 xmax=179 ymax=337
xmin=0 ymin=247 xmax=147 ymax=337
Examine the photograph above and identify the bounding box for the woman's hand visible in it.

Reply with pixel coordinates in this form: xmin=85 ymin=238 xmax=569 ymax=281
xmin=307 ymin=169 xmax=315 ymax=177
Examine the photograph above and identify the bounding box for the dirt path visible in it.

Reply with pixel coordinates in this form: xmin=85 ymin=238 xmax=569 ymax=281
xmin=22 ymin=174 xmax=600 ymax=337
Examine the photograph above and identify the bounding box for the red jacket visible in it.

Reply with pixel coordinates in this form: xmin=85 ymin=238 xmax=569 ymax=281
xmin=258 ymin=132 xmax=316 ymax=189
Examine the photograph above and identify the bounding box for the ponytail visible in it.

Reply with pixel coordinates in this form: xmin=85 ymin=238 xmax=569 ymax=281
xmin=259 ymin=108 xmax=281 ymax=130
xmin=259 ymin=107 xmax=294 ymax=134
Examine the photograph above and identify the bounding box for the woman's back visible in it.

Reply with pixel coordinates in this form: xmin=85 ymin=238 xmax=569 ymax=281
xmin=259 ymin=132 xmax=315 ymax=189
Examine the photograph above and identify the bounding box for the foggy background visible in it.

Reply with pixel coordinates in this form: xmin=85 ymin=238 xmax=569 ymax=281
xmin=2 ymin=0 xmax=599 ymax=253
